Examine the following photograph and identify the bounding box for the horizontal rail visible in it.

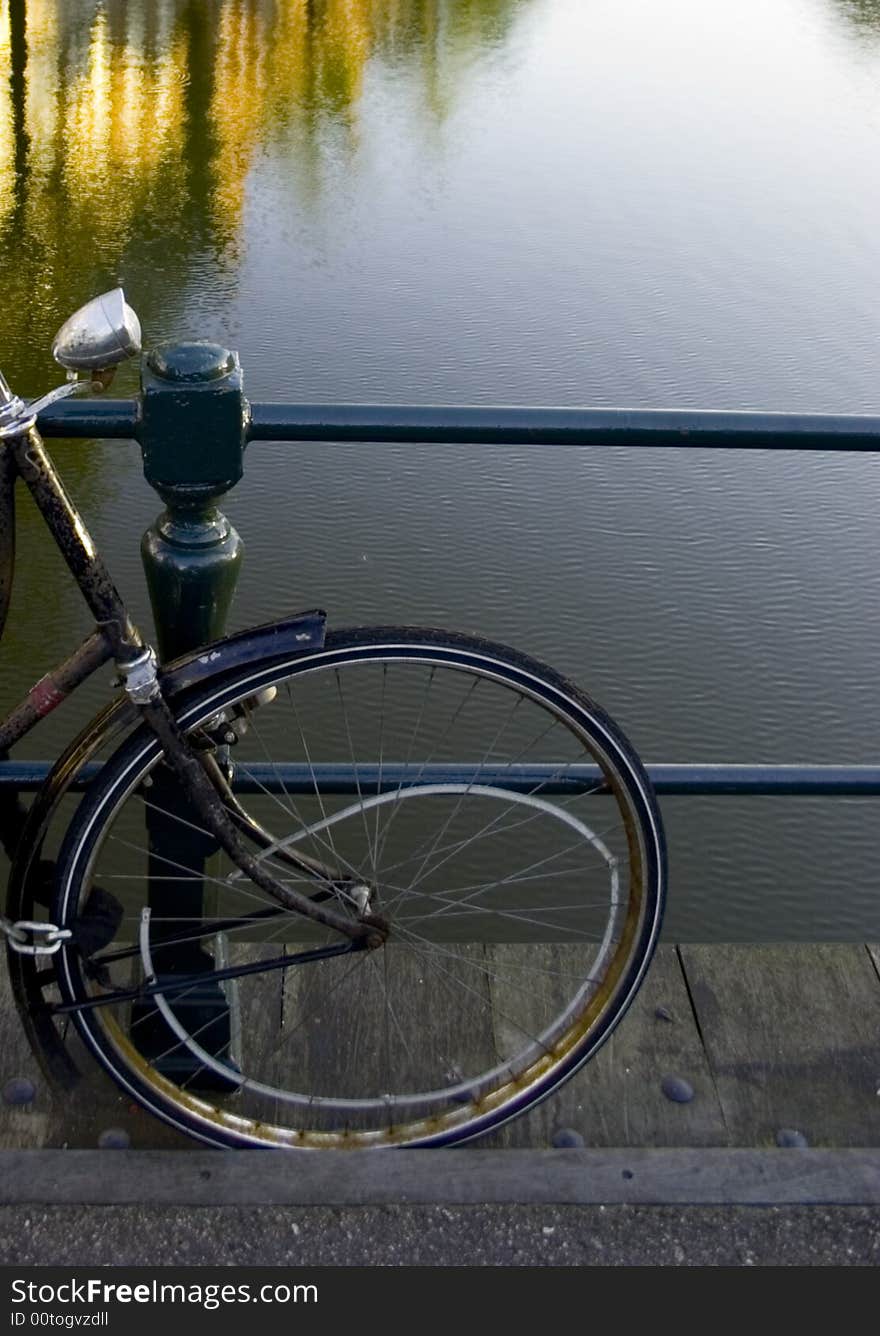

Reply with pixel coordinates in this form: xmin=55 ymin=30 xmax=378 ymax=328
xmin=37 ymin=399 xmax=139 ymax=438
xmin=36 ymin=401 xmax=880 ymax=451
xmin=2 ymin=762 xmax=879 ymax=796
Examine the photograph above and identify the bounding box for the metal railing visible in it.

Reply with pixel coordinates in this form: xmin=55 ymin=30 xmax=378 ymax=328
xmin=2 ymin=761 xmax=880 ymax=796
xmin=37 ymin=398 xmax=880 ymax=451
xmin=3 ymin=385 xmax=877 ymax=799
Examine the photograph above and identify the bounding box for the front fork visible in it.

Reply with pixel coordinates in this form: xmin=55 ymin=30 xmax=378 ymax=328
xmin=132 ymin=676 xmax=388 ymax=947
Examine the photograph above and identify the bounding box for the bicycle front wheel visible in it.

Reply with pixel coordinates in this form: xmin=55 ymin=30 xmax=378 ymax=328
xmin=53 ymin=627 xmax=666 ymax=1148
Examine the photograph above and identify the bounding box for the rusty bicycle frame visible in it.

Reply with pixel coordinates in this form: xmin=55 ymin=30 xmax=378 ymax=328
xmin=0 ymin=393 xmax=384 ymax=1075
xmin=0 ymin=424 xmax=384 ymax=913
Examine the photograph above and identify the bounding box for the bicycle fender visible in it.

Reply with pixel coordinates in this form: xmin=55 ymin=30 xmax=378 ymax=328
xmin=5 ymin=608 xmax=327 ymax=1085
xmin=158 ymin=607 xmax=326 ymax=698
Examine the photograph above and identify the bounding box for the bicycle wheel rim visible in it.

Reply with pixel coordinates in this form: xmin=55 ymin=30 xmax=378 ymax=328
xmin=54 ymin=630 xmax=665 ymax=1148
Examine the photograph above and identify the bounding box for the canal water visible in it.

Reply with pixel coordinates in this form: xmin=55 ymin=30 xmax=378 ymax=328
xmin=1 ymin=0 xmax=880 ymax=940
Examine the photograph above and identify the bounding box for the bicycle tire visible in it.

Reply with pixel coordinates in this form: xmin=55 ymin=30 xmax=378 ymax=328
xmin=52 ymin=626 xmax=666 ymax=1148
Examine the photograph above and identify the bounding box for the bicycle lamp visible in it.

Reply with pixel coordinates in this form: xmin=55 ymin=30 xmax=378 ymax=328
xmin=52 ymin=287 xmax=142 ymax=388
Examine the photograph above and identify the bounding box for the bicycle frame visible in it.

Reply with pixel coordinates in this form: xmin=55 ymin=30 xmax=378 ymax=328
xmin=0 ymin=423 xmax=385 ymax=951
xmin=0 ymin=427 xmax=134 ymax=753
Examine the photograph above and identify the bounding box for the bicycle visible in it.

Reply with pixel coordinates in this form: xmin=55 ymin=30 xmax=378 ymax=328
xmin=0 ymin=289 xmax=666 ymax=1149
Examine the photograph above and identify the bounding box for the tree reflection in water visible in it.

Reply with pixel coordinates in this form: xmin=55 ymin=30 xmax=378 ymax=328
xmin=0 ymin=0 xmax=525 ymax=383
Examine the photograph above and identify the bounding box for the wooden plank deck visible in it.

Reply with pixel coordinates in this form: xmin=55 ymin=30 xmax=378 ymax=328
xmin=490 ymin=946 xmax=728 ymax=1147
xmin=2 ymin=943 xmax=879 ymax=1150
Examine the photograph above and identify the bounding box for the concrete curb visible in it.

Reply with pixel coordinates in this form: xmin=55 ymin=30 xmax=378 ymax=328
xmin=2 ymin=1148 xmax=879 ymax=1207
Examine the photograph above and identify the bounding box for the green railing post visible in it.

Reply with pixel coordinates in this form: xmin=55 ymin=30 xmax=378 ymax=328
xmin=135 ymin=341 xmax=248 ymax=1086
xmin=139 ymin=341 xmax=246 ymax=661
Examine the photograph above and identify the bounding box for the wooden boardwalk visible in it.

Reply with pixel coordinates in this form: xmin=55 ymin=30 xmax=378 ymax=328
xmin=2 ymin=943 xmax=879 ymax=1151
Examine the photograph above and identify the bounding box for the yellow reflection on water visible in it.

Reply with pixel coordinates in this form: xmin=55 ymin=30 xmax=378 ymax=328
xmin=59 ymin=6 xmax=189 ymax=252
xmin=0 ymin=0 xmax=526 ymax=722
xmin=22 ymin=0 xmax=60 ymax=179
xmin=0 ymin=0 xmax=522 ymax=371
xmin=0 ymin=4 xmax=12 ymax=234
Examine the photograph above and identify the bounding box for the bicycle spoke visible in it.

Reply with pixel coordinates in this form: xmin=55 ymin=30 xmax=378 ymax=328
xmin=396 ymin=836 xmax=617 ymax=925
xmin=335 ymin=667 xmax=378 ymax=875
xmin=391 ymin=925 xmax=551 ymax=1061
xmin=372 ymin=664 xmax=388 ymax=879
xmin=236 ymin=713 xmax=361 ymax=883
xmin=403 ymin=690 xmax=528 ymax=891
xmin=398 ymin=744 xmax=596 ymax=902
xmin=377 ymin=782 xmax=610 ymax=880
xmin=390 ymin=919 xmax=606 ymax=993
xmin=373 ymin=668 xmax=476 ymax=869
